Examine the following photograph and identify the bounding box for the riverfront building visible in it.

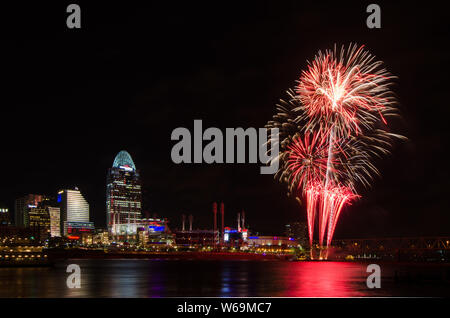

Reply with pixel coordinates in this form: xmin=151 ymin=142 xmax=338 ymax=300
xmin=14 ymin=194 xmax=46 ymax=227
xmin=247 ymin=236 xmax=298 ymax=248
xmin=58 ymin=188 xmax=94 ymax=236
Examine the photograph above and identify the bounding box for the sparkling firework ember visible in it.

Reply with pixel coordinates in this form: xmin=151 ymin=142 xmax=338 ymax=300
xmin=286 ymin=131 xmax=339 ymax=192
xmin=296 ymin=44 xmax=398 ymax=138
xmin=267 ymin=44 xmax=404 ymax=259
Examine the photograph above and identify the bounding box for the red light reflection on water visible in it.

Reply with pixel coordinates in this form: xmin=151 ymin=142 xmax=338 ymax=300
xmin=283 ymin=261 xmax=367 ymax=297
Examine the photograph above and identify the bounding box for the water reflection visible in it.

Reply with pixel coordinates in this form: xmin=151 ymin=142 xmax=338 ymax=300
xmin=0 ymin=259 xmax=449 ymax=297
xmin=220 ymin=261 xmax=249 ymax=297
xmin=284 ymin=262 xmax=366 ymax=297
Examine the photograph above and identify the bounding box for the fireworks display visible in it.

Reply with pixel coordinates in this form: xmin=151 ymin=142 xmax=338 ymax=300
xmin=267 ymin=44 xmax=405 ymax=259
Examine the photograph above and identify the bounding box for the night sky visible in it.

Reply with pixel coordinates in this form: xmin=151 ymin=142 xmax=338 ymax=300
xmin=1 ymin=1 xmax=449 ymax=238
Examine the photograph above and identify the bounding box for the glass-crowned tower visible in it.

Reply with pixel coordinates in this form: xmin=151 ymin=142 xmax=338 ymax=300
xmin=106 ymin=150 xmax=142 ymax=236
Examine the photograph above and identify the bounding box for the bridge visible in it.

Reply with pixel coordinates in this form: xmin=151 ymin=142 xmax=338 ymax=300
xmin=333 ymin=236 xmax=450 ymax=251
xmin=325 ymin=237 xmax=450 ymax=261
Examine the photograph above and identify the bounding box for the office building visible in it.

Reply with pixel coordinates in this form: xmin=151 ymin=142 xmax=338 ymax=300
xmin=0 ymin=207 xmax=10 ymax=226
xmin=106 ymin=150 xmax=142 ymax=236
xmin=285 ymin=222 xmax=308 ymax=248
xmin=14 ymin=194 xmax=45 ymax=227
xmin=58 ymin=188 xmax=93 ymax=236
xmin=48 ymin=207 xmax=60 ymax=237
xmin=29 ymin=206 xmax=51 ymax=241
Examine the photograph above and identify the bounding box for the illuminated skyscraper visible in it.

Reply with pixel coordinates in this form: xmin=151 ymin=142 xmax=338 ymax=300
xmin=59 ymin=188 xmax=93 ymax=236
xmin=106 ymin=150 xmax=142 ymax=236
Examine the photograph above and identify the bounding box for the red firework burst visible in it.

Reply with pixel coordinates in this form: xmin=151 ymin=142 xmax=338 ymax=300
xmin=286 ymin=131 xmax=339 ymax=190
xmin=267 ymin=44 xmax=404 ymax=259
xmin=296 ymin=44 xmax=395 ymax=137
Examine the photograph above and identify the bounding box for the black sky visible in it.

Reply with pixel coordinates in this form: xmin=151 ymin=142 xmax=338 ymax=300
xmin=1 ymin=1 xmax=449 ymax=238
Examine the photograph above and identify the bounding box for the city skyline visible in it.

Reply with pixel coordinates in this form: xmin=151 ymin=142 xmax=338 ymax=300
xmin=1 ymin=2 xmax=449 ymax=238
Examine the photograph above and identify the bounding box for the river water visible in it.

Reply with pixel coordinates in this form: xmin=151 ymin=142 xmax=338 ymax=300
xmin=0 ymin=259 xmax=449 ymax=297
